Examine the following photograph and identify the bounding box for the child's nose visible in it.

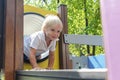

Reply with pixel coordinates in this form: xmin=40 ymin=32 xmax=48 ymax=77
xmin=54 ymin=32 xmax=59 ymax=36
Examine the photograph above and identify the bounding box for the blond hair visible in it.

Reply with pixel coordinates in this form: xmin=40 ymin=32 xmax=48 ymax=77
xmin=41 ymin=14 xmax=63 ymax=31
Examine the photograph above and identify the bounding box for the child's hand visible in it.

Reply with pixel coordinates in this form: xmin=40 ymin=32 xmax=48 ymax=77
xmin=46 ymin=67 xmax=53 ymax=70
xmin=31 ymin=67 xmax=42 ymax=70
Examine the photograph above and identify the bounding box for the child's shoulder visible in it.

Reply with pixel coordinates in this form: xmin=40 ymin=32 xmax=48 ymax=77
xmin=35 ymin=31 xmax=45 ymax=39
xmin=31 ymin=31 xmax=43 ymax=35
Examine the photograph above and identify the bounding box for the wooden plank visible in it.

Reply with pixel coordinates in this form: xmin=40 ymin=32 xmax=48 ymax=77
xmin=58 ymin=4 xmax=71 ymax=69
xmin=4 ymin=0 xmax=23 ymax=80
xmin=4 ymin=0 xmax=15 ymax=80
xmin=15 ymin=0 xmax=23 ymax=70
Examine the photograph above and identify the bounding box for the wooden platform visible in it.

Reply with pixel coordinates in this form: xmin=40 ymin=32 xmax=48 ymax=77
xmin=16 ymin=69 xmax=107 ymax=80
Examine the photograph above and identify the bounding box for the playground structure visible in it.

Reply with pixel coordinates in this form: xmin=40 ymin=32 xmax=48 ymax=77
xmin=64 ymin=34 xmax=106 ymax=69
xmin=0 ymin=2 xmax=71 ymax=80
xmin=1 ymin=0 xmax=120 ymax=80
xmin=16 ymin=33 xmax=107 ymax=80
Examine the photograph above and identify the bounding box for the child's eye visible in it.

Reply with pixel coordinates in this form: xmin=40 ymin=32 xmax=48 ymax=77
xmin=51 ymin=29 xmax=55 ymax=31
xmin=57 ymin=31 xmax=60 ymax=33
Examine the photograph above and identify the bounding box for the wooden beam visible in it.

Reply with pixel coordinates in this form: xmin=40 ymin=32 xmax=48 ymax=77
xmin=15 ymin=0 xmax=23 ymax=70
xmin=4 ymin=0 xmax=23 ymax=80
xmin=58 ymin=4 xmax=71 ymax=69
xmin=4 ymin=0 xmax=16 ymax=79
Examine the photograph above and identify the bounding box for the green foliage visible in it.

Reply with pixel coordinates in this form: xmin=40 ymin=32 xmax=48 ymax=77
xmin=24 ymin=0 xmax=104 ymax=56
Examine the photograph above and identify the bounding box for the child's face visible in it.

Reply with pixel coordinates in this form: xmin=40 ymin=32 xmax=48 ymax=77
xmin=45 ymin=24 xmax=63 ymax=41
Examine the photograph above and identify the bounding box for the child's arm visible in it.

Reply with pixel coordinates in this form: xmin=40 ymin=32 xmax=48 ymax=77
xmin=29 ymin=47 xmax=40 ymax=69
xmin=47 ymin=51 xmax=55 ymax=70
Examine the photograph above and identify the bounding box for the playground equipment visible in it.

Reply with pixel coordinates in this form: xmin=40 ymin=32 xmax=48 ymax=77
xmin=64 ymin=34 xmax=106 ymax=69
xmin=1 ymin=0 xmax=120 ymax=80
xmin=0 ymin=0 xmax=23 ymax=80
xmin=16 ymin=69 xmax=107 ymax=80
xmin=16 ymin=34 xmax=107 ymax=80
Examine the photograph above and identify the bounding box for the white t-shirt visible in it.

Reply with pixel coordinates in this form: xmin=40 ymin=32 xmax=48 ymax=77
xmin=24 ymin=31 xmax=57 ymax=58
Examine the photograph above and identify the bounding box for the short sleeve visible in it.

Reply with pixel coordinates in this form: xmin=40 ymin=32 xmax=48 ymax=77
xmin=30 ymin=35 xmax=40 ymax=49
